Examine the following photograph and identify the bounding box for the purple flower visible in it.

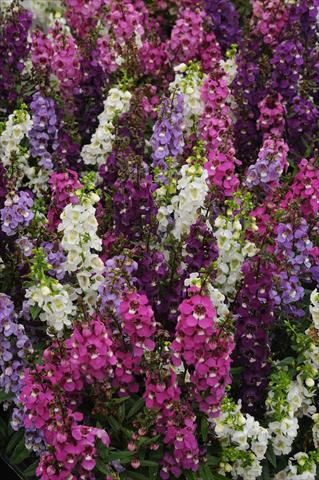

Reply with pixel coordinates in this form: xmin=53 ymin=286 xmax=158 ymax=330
xmin=1 ymin=191 xmax=34 ymax=236
xmin=29 ymin=93 xmax=58 ymax=169
xmin=151 ymin=94 xmax=184 ymax=180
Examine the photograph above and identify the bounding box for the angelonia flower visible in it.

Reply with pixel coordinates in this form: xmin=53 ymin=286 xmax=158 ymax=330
xmin=20 ymin=317 xmax=112 ymax=479
xmin=169 ymin=62 xmax=205 ymax=135
xmin=0 ymin=293 xmax=32 ymax=404
xmin=310 ymin=289 xmax=319 ymax=331
xmin=184 ymin=273 xmax=230 ymax=322
xmin=0 ymin=106 xmax=32 ymax=169
xmin=119 ymin=291 xmax=156 ymax=357
xmin=205 ymin=0 xmax=241 ymax=52
xmin=252 ymin=0 xmax=289 ymax=47
xmin=1 ymin=191 xmax=34 ymax=236
xmin=59 ymin=187 xmax=104 ymax=307
xmin=0 ymin=1 xmax=319 ymax=479
xmin=42 ymin=241 xmax=67 ymax=281
xmin=25 ymin=280 xmax=75 ymax=333
xmin=183 ymin=219 xmax=218 ymax=271
xmin=200 ymin=69 xmax=240 ymax=196
xmin=214 ymin=397 xmax=270 ymax=480
xmin=266 ymin=295 xmax=319 ymax=456
xmin=113 ymin=174 xmax=158 ymax=242
xmin=270 ymin=39 xmax=304 ymax=100
xmin=234 ymin=258 xmax=275 ymax=412
xmin=272 ymin=219 xmax=313 ymax=309
xmin=160 ymin=407 xmax=200 ymax=478
xmin=81 ymin=87 xmax=132 ymax=166
xmin=274 ymin=452 xmax=318 ymax=480
xmin=47 ymin=169 xmax=82 ymax=231
xmin=0 ymin=6 xmax=32 ymax=109
xmin=220 ymin=50 xmax=238 ymax=87
xmin=49 ymin=25 xmax=82 ymax=104
xmin=170 ymin=149 xmax=209 ymax=240
xmin=171 ymin=293 xmax=234 ymax=416
xmin=169 ymin=8 xmax=205 ymax=64
xmin=246 ymin=137 xmax=289 ymax=189
xmin=98 ymin=255 xmax=138 ymax=314
xmin=29 ymin=92 xmax=58 ymax=170
xmin=0 ymin=293 xmax=43 ymax=452
xmin=214 ymin=210 xmax=257 ymax=297
xmin=288 ymin=95 xmax=319 ymax=142
xmin=312 ymin=413 xmax=319 ymax=449
xmin=143 ymin=366 xmax=200 ymax=479
xmin=281 ymin=157 xmax=319 ymax=219
xmin=151 ymin=93 xmax=184 ymax=178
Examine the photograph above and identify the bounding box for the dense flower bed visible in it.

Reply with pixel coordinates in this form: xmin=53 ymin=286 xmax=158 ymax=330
xmin=0 ymin=0 xmax=319 ymax=479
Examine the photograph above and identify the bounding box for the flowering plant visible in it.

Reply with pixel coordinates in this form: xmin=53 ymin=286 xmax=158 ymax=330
xmin=0 ymin=0 xmax=319 ymax=479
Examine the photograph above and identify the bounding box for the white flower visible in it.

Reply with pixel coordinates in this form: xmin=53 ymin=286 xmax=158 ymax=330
xmin=170 ymin=165 xmax=208 ymax=240
xmin=169 ymin=66 xmax=205 ymax=135
xmin=214 ymin=216 xmax=257 ymax=297
xmin=81 ymin=87 xmax=131 ymax=166
xmin=214 ymin=399 xmax=269 ymax=480
xmin=25 ymin=281 xmax=75 ymax=332
xmin=59 ymin=195 xmax=104 ymax=309
xmin=0 ymin=109 xmax=32 ymax=182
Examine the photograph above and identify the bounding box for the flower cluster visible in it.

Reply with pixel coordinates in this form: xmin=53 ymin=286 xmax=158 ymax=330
xmin=81 ymin=87 xmax=132 ymax=167
xmin=234 ymin=259 xmax=275 ymax=412
xmin=200 ymin=71 xmax=240 ymax=196
xmin=0 ymin=293 xmax=32 ymax=404
xmin=21 ymin=318 xmax=112 ymax=479
xmin=214 ymin=213 xmax=257 ymax=297
xmin=59 ymin=188 xmax=103 ymax=307
xmin=98 ymin=254 xmax=138 ymax=315
xmin=275 ymin=452 xmax=319 ymax=480
xmin=169 ymin=62 xmax=204 ymax=135
xmin=171 ymin=294 xmax=234 ymax=416
xmin=0 ymin=106 xmax=32 ymax=170
xmin=151 ymin=93 xmax=184 ymax=177
xmin=0 ymin=6 xmax=32 ymax=108
xmin=266 ymin=297 xmax=319 ymax=457
xmin=1 ymin=191 xmax=34 ymax=236
xmin=171 ymin=163 xmax=208 ymax=240
xmin=0 ymin=1 xmax=319 ymax=479
xmin=29 ymin=93 xmax=58 ymax=170
xmin=119 ymin=291 xmax=156 ymax=357
xmin=214 ymin=397 xmax=270 ymax=480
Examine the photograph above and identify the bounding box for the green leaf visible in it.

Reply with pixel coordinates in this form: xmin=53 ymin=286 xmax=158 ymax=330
xmin=185 ymin=472 xmax=197 ymax=480
xmin=211 ymin=473 xmax=228 ymax=480
xmin=126 ymin=471 xmax=150 ymax=480
xmin=10 ymin=437 xmax=30 ymax=465
xmin=108 ymin=450 xmax=135 ymax=463
xmin=138 ymin=434 xmax=160 ymax=447
xmin=95 ymin=458 xmax=109 ymax=475
xmin=107 ymin=415 xmax=122 ymax=432
xmin=118 ymin=403 xmax=126 ymax=423
xmin=230 ymin=366 xmax=244 ymax=375
xmin=0 ymin=415 xmax=7 ymax=439
xmin=126 ymin=398 xmax=145 ymax=419
xmin=6 ymin=430 xmax=24 ymax=456
xmin=261 ymin=461 xmax=270 ymax=480
xmin=23 ymin=460 xmax=39 ymax=477
xmin=139 ymin=460 xmax=158 ymax=467
xmin=30 ymin=305 xmax=42 ymax=320
xmin=266 ymin=445 xmax=276 ymax=469
xmin=0 ymin=390 xmax=13 ymax=403
xmin=108 ymin=396 xmax=129 ymax=405
xmin=199 ymin=464 xmax=214 ymax=479
xmin=148 ymin=465 xmax=159 ymax=479
xmin=201 ymin=417 xmax=209 ymax=442
xmin=207 ymin=456 xmax=219 ymax=466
